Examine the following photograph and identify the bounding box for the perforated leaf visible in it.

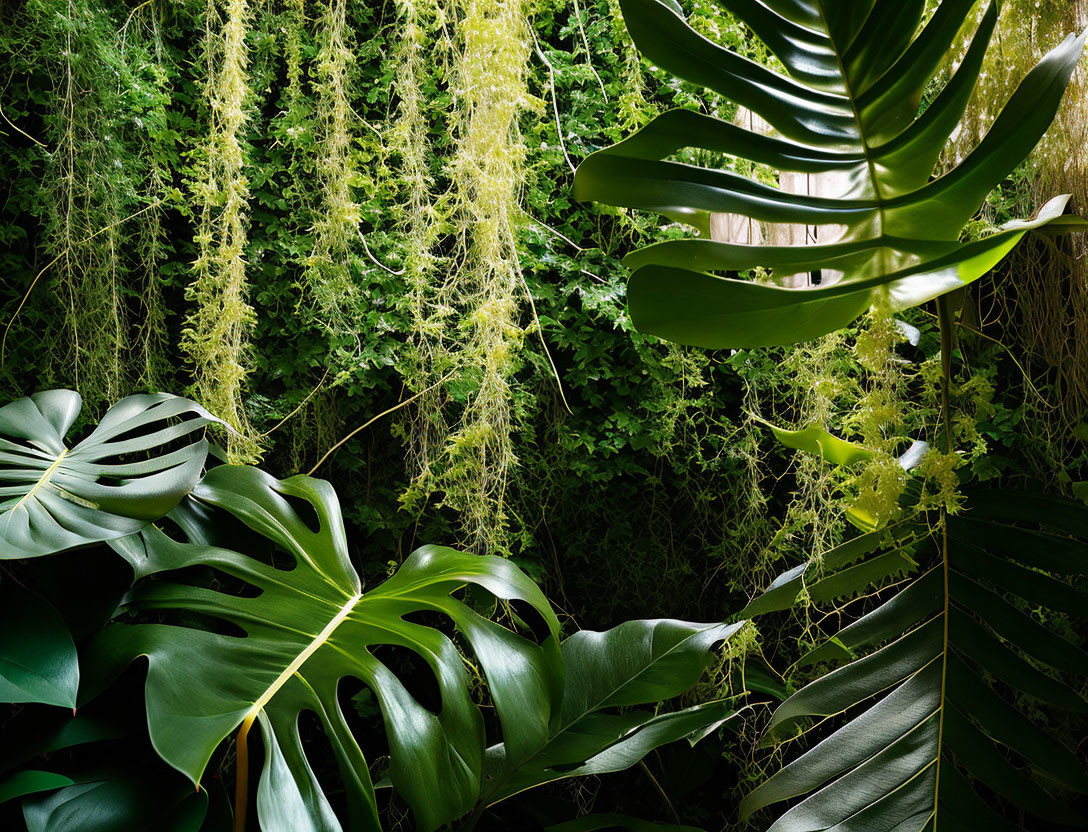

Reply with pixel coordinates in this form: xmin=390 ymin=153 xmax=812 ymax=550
xmin=0 ymin=390 xmax=218 ymax=558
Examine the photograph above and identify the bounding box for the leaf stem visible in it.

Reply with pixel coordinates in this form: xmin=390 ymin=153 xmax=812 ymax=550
xmin=234 ymin=719 xmax=252 ymax=832
xmin=931 ymin=293 xmax=957 ymax=824
xmin=640 ymin=757 xmax=681 ymax=823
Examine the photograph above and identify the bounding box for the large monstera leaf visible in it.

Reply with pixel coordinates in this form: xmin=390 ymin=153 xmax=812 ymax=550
xmin=91 ymin=465 xmax=565 ymax=832
xmin=92 ymin=466 xmax=741 ymax=831
xmin=0 ymin=390 xmax=218 ymax=558
xmin=741 ymin=489 xmax=1088 ymax=830
xmin=573 ymin=0 xmax=1088 ymax=348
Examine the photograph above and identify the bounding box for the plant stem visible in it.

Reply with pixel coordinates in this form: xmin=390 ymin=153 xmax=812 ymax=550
xmin=931 ymin=293 xmax=957 ymax=824
xmin=234 ymin=720 xmax=252 ymax=832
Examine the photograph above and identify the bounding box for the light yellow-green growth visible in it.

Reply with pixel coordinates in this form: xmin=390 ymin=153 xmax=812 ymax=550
xmin=393 ymin=0 xmax=453 ymax=493
xmin=693 ymin=620 xmax=761 ymax=703
xmin=302 ymin=0 xmax=365 ymax=352
xmin=284 ymin=0 xmax=307 ymax=108
xmin=606 ymin=0 xmax=655 ymax=130
xmin=397 ymin=0 xmax=535 ymax=553
xmin=947 ymin=0 xmax=1088 ymax=433
xmin=845 ymin=311 xmax=910 ymax=529
xmin=773 ymin=331 xmax=855 ymax=560
xmin=443 ymin=0 xmax=536 ymax=553
xmin=183 ymin=0 xmax=260 ymax=461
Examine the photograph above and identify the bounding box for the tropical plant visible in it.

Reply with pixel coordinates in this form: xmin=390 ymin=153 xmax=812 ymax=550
xmin=740 ymin=488 xmax=1088 ymax=829
xmin=0 ymin=390 xmax=742 ymax=832
xmin=93 ymin=464 xmax=740 ymax=831
xmin=573 ymin=1 xmax=1088 ymax=830
xmin=0 ymin=390 xmax=218 ymax=558
xmin=573 ymin=0 xmax=1088 ymax=348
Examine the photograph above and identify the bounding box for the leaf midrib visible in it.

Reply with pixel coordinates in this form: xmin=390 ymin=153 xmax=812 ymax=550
xmin=9 ymin=448 xmax=69 ymax=515
xmin=238 ymin=589 xmax=362 ymax=730
xmin=813 ymin=0 xmax=890 ymax=272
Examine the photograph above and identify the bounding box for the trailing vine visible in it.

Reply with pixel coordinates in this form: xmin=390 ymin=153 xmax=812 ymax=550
xmin=303 ymin=0 xmax=365 ymax=363
xmin=184 ymin=0 xmax=259 ymax=460
xmin=12 ymin=0 xmax=169 ymax=411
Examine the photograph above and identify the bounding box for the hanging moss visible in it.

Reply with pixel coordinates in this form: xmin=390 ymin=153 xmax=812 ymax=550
xmin=15 ymin=0 xmax=160 ymax=410
xmin=944 ymin=0 xmax=1088 ymax=480
xmin=130 ymin=8 xmax=174 ymax=393
xmin=846 ymin=311 xmax=911 ymax=530
xmin=604 ymin=0 xmax=654 ymax=130
xmin=302 ymin=0 xmax=365 ymax=357
xmin=442 ymin=0 xmax=536 ymax=553
xmin=392 ymin=0 xmax=453 ymax=498
xmin=774 ymin=333 xmax=855 ymax=558
xmin=392 ymin=0 xmax=535 ymax=553
xmin=183 ymin=0 xmax=260 ymax=461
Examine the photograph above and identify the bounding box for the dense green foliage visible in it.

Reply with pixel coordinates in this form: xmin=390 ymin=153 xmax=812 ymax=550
xmin=576 ymin=0 xmax=1088 ymax=828
xmin=2 ymin=0 xmax=1088 ymax=829
xmin=0 ymin=0 xmax=792 ymax=621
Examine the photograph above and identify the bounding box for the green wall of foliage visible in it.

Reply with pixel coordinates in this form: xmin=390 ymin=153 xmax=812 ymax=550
xmin=2 ymin=1 xmax=1087 ymax=823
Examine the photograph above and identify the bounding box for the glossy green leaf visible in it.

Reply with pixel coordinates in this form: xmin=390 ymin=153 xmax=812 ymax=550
xmin=754 ymin=417 xmax=873 ymax=466
xmin=0 ymin=771 xmax=74 ymax=805
xmin=746 ymin=489 xmax=1088 ymax=829
xmin=0 ymin=390 xmax=219 ymax=558
xmin=91 ymin=465 xmax=566 ymax=832
xmin=481 ymin=619 xmax=741 ymax=805
xmin=737 ymin=563 xmax=807 ymax=618
xmin=622 ymin=197 xmax=1080 ymax=349
xmin=573 ymin=0 xmax=1088 ymax=348
xmin=0 ymin=582 xmax=78 ymax=708
xmin=22 ymin=774 xmax=208 ymax=832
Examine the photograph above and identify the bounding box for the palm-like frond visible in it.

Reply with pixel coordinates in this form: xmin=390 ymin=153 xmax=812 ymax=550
xmin=742 ymin=489 xmax=1088 ymax=830
xmin=574 ymin=0 xmax=1088 ymax=348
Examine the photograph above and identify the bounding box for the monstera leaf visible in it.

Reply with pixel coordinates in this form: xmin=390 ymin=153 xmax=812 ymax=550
xmin=741 ymin=489 xmax=1088 ymax=830
xmin=90 ymin=466 xmax=741 ymax=831
xmin=481 ymin=619 xmax=741 ymax=807
xmin=573 ymin=0 xmax=1088 ymax=348
xmin=0 ymin=390 xmax=219 ymax=558
xmin=89 ymin=465 xmax=564 ymax=832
